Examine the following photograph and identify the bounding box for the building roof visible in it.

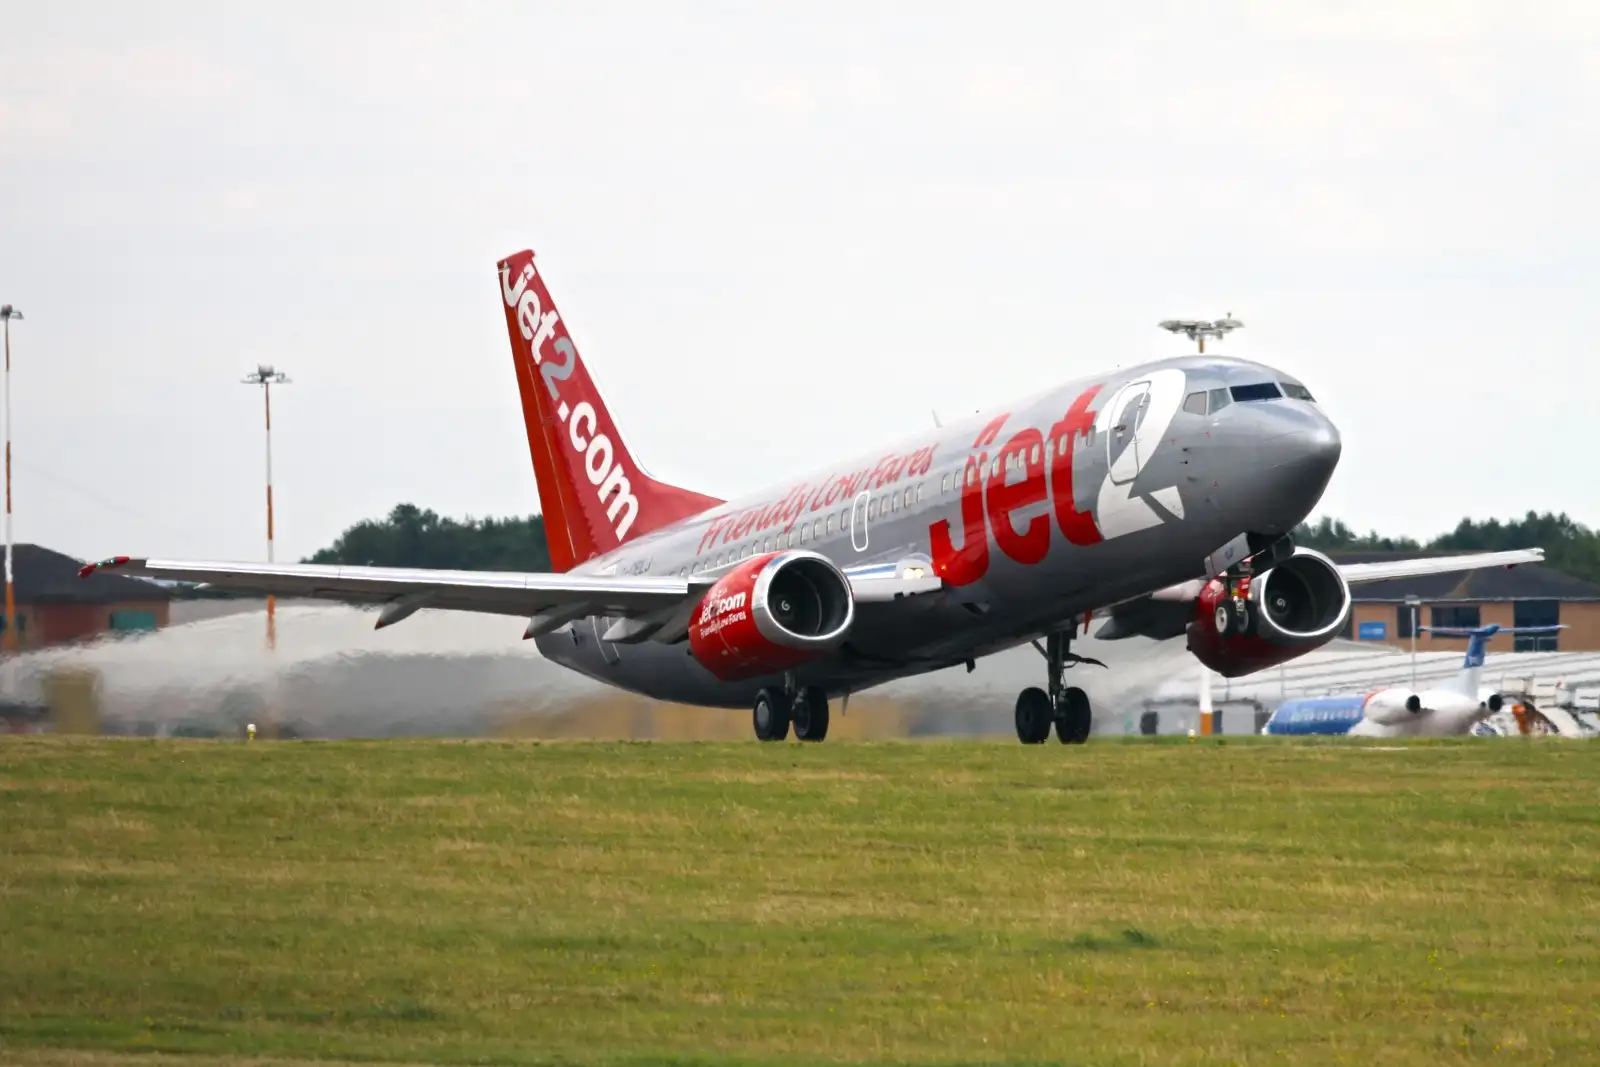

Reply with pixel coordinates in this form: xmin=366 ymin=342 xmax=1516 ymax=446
xmin=1331 ymin=550 xmax=1600 ymax=602
xmin=13 ymin=544 xmax=171 ymax=605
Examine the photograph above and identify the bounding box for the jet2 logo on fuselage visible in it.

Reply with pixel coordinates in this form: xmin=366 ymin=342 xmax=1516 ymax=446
xmin=930 ymin=367 xmax=1188 ymax=587
xmin=1094 ymin=367 xmax=1187 ymax=539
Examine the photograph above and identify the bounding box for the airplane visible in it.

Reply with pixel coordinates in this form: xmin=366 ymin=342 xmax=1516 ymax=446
xmin=1263 ymin=623 xmax=1566 ymax=738
xmin=78 ymin=247 xmax=1545 ymax=745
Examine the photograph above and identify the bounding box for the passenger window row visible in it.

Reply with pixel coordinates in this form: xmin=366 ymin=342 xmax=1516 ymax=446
xmin=935 ymin=429 xmax=1099 ymax=495
xmin=677 ymin=482 xmax=930 ymax=575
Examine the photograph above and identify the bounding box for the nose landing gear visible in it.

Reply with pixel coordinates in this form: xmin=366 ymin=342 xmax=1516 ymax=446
xmin=1209 ymin=532 xmax=1295 ymax=638
xmin=1213 ymin=577 xmax=1255 ymax=638
xmin=1016 ymin=630 xmax=1105 ymax=744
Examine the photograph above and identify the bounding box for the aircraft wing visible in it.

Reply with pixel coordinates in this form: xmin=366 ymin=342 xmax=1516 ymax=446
xmin=1331 ymin=548 xmax=1544 ymax=585
xmin=1106 ymin=547 xmax=1547 ymax=641
xmin=77 ymin=554 xmax=944 ymax=637
xmin=79 ymin=555 xmax=695 ymax=617
xmin=1148 ymin=548 xmax=1546 ymax=602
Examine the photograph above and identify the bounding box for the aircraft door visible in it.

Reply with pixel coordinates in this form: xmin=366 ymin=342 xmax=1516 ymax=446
xmin=850 ymin=490 xmax=870 ymax=552
xmin=1105 ymin=379 xmax=1152 ymax=486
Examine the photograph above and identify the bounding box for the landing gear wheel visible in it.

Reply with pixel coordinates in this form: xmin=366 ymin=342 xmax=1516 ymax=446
xmin=1015 ymin=687 xmax=1053 ymax=744
xmin=792 ymin=687 xmax=830 ymax=742
xmin=1029 ymin=629 xmax=1108 ymax=746
xmin=752 ymin=687 xmax=791 ymax=742
xmin=1215 ymin=598 xmax=1253 ymax=637
xmin=1054 ymin=686 xmax=1092 ymax=745
xmin=1213 ymin=602 xmax=1232 ymax=635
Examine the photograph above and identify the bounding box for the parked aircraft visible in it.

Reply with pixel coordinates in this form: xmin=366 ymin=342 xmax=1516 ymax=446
xmin=80 ymin=248 xmax=1543 ymax=744
xmin=1264 ymin=624 xmax=1565 ymax=737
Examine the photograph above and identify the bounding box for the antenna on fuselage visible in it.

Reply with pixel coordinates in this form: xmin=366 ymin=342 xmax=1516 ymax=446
xmin=1158 ymin=314 xmax=1243 ymax=354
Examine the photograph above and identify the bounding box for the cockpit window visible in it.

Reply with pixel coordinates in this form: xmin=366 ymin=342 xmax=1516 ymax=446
xmin=1230 ymin=382 xmax=1282 ymax=402
xmin=1182 ymin=391 xmax=1207 ymax=415
xmin=1206 ymin=387 xmax=1231 ymax=413
xmin=1282 ymin=382 xmax=1315 ymax=401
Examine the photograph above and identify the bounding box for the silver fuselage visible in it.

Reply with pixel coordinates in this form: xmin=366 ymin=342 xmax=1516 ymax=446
xmin=537 ymin=355 xmax=1342 ymax=707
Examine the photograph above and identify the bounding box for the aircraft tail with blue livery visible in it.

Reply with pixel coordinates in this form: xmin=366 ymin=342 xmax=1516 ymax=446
xmin=1424 ymin=623 xmax=1562 ymax=702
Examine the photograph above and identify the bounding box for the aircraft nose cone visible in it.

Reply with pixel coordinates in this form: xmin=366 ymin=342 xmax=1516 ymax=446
xmin=1258 ymin=414 xmax=1341 ymax=529
xmin=1209 ymin=398 xmax=1337 ymax=534
xmin=1278 ymin=419 xmax=1342 ymax=473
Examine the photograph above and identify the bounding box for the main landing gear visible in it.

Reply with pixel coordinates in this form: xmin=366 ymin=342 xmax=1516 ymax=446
xmin=753 ymin=683 xmax=830 ymax=743
xmin=1016 ymin=630 xmax=1104 ymax=745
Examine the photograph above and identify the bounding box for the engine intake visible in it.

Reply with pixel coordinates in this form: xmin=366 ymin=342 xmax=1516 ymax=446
xmin=688 ymin=550 xmax=855 ymax=681
xmin=1187 ymin=547 xmax=1353 ymax=677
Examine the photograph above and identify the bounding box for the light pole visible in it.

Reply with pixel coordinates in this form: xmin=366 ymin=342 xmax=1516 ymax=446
xmin=1406 ymin=594 xmax=1421 ymax=690
xmin=1 ymin=305 xmax=22 ymax=653
xmin=1159 ymin=314 xmax=1244 ymax=353
xmin=242 ymin=365 xmax=290 ymax=650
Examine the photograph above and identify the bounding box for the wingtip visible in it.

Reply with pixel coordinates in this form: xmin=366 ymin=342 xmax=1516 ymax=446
xmin=78 ymin=555 xmax=132 ymax=579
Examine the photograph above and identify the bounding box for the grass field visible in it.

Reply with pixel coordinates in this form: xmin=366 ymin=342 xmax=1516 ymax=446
xmin=1 ymin=737 xmax=1597 ymax=1067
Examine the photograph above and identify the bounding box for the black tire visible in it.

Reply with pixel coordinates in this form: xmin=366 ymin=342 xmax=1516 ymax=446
xmin=1215 ymin=598 xmax=1252 ymax=637
xmin=1055 ymin=686 xmax=1091 ymax=745
xmin=753 ymin=687 xmax=790 ymax=742
xmin=1014 ymin=687 xmax=1052 ymax=744
xmin=792 ymin=687 xmax=830 ymax=742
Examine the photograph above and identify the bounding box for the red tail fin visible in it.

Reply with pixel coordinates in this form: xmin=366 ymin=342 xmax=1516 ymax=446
xmin=497 ymin=249 xmax=723 ymax=572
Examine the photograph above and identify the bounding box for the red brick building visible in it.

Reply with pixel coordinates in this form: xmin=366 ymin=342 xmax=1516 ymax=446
xmin=2 ymin=543 xmax=171 ymax=650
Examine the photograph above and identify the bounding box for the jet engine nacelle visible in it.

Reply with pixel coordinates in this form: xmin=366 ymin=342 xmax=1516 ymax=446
xmin=1362 ymin=688 xmax=1424 ymax=726
xmin=1363 ymin=687 xmax=1500 ymax=727
xmin=687 ymin=550 xmax=855 ymax=682
xmin=1186 ymin=547 xmax=1353 ymax=678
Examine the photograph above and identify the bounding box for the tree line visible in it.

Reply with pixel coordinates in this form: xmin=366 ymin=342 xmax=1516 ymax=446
xmin=304 ymin=504 xmax=552 ymax=572
xmin=301 ymin=503 xmax=1600 ymax=586
xmin=1294 ymin=511 xmax=1600 ymax=584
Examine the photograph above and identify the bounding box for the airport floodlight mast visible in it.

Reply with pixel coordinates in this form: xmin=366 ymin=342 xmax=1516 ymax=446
xmin=242 ymin=365 xmax=290 ymax=650
xmin=1 ymin=305 xmax=20 ymax=653
xmin=1158 ymin=314 xmax=1243 ymax=353
xmin=1406 ymin=594 xmax=1422 ymax=689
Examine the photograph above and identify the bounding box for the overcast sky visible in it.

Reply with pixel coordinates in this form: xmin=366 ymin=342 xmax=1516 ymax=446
xmin=3 ymin=2 xmax=1597 ymax=563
